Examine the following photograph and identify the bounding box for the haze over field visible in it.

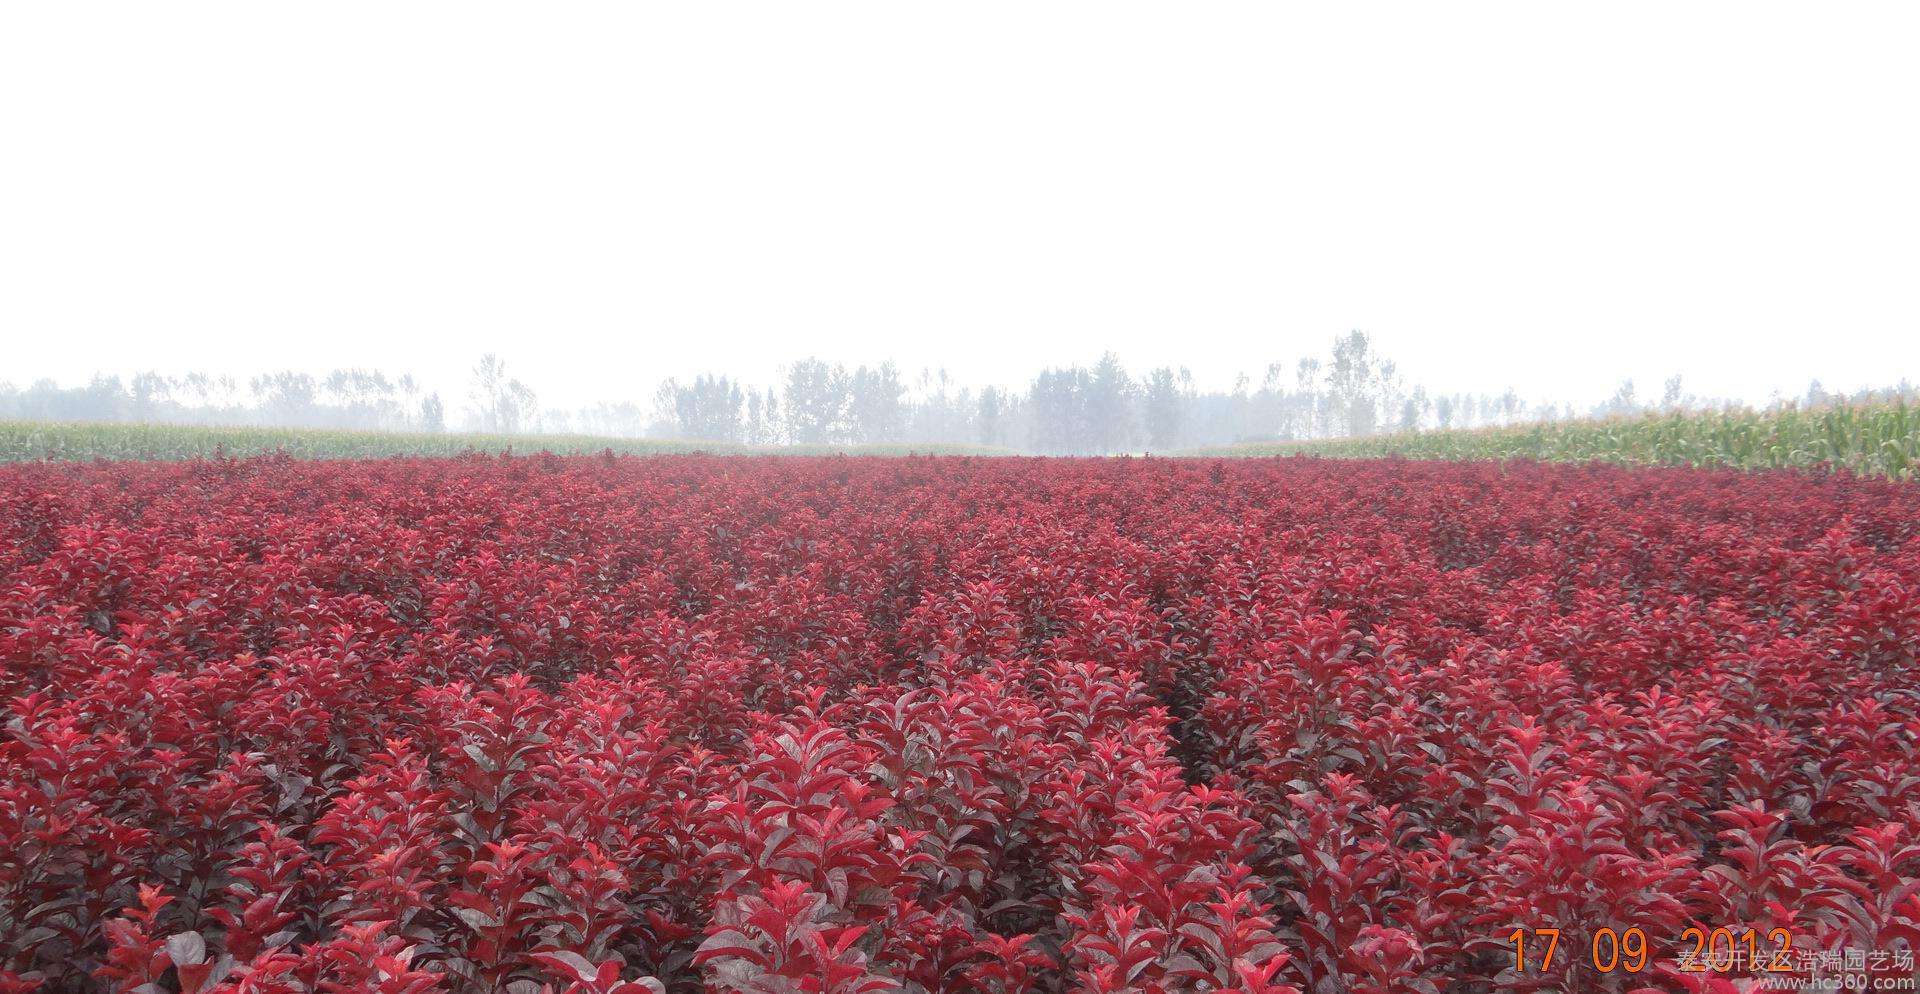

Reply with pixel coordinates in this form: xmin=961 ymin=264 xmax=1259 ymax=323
xmin=3 ymin=2 xmax=1917 ymax=418
xmin=4 ymin=8 xmax=1920 ymax=991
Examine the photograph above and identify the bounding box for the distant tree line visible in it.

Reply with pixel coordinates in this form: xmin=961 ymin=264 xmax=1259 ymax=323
xmin=0 ymin=368 xmax=451 ymax=434
xmin=6 ymin=334 xmax=1914 ymax=454
xmin=633 ymin=332 xmax=1917 ymax=453
xmin=642 ymin=333 xmax=1530 ymax=453
xmin=0 ymin=355 xmax=551 ymax=437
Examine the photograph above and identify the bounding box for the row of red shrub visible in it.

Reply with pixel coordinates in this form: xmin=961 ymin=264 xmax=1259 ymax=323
xmin=1 ymin=454 xmax=1915 ymax=992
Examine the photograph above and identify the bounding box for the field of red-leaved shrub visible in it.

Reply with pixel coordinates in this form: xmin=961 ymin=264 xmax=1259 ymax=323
xmin=1 ymin=454 xmax=1916 ymax=994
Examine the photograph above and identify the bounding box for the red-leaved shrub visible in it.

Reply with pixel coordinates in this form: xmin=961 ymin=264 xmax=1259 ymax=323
xmin=1 ymin=454 xmax=1916 ymax=991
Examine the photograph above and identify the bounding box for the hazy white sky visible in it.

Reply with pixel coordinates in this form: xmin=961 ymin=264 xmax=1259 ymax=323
xmin=3 ymin=2 xmax=1916 ymax=408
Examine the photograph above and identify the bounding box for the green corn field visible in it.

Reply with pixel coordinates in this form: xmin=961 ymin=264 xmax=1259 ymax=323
xmin=1186 ymin=402 xmax=1920 ymax=480
xmin=9 ymin=405 xmax=1918 ymax=478
xmin=0 ymin=420 xmax=1009 ymax=463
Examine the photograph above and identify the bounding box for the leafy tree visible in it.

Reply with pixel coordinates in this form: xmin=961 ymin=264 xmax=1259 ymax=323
xmin=1594 ymin=379 xmax=1640 ymax=418
xmin=848 ymin=363 xmax=906 ymax=443
xmin=421 ymin=393 xmax=446 ymax=432
xmin=1084 ymin=353 xmax=1133 ymax=453
xmin=252 ymin=372 xmax=318 ymax=425
xmin=782 ymin=359 xmax=850 ymax=444
xmin=1028 ymin=366 xmax=1091 ymax=455
xmin=1142 ymin=367 xmax=1187 ymax=450
xmin=1327 ymin=331 xmax=1379 ymax=437
xmin=658 ymin=374 xmax=745 ymax=442
xmin=129 ymin=372 xmax=173 ymax=421
xmin=465 ymin=355 xmax=539 ymax=433
xmin=976 ymin=386 xmax=1006 ymax=447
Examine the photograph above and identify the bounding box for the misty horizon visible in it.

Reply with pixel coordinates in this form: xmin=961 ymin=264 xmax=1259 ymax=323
xmin=4 ymin=325 xmax=1911 ymax=422
xmin=7 ymin=332 xmax=1913 ymax=455
xmin=5 ymin=346 xmax=1910 ymax=417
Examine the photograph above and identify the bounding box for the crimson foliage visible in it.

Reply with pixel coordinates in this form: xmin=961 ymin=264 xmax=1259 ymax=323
xmin=1 ymin=454 xmax=1916 ymax=993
